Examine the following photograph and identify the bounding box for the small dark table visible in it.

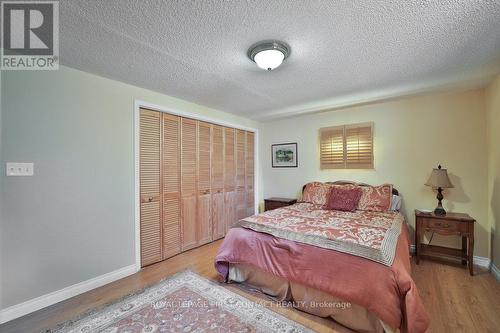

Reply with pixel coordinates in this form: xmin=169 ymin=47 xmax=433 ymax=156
xmin=264 ymin=197 xmax=297 ymax=211
xmin=415 ymin=210 xmax=475 ymax=275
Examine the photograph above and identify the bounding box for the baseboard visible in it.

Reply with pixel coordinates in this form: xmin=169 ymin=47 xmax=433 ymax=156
xmin=408 ymin=244 xmax=491 ymax=268
xmin=491 ymin=264 xmax=500 ymax=282
xmin=473 ymin=256 xmax=491 ymax=269
xmin=0 ymin=264 xmax=138 ymax=324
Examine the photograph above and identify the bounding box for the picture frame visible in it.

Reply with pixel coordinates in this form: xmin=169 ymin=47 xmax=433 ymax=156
xmin=271 ymin=143 xmax=298 ymax=168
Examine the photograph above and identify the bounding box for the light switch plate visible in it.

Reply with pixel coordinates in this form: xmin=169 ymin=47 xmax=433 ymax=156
xmin=6 ymin=162 xmax=34 ymax=176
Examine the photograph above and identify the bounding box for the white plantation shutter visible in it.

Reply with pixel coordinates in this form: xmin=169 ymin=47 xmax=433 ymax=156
xmin=320 ymin=126 xmax=345 ymax=169
xmin=345 ymin=123 xmax=373 ymax=169
xmin=320 ymin=122 xmax=373 ymax=169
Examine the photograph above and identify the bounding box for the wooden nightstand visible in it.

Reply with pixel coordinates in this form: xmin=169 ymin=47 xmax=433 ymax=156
xmin=264 ymin=197 xmax=297 ymax=211
xmin=415 ymin=210 xmax=475 ymax=275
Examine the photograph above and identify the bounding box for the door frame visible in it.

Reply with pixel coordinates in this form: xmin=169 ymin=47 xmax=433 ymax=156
xmin=134 ymin=100 xmax=259 ymax=270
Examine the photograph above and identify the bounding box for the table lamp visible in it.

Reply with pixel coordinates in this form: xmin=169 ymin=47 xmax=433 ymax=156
xmin=425 ymin=165 xmax=454 ymax=215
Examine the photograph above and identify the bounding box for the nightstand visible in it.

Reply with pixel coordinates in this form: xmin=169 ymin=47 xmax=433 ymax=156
xmin=415 ymin=210 xmax=475 ymax=275
xmin=264 ymin=197 xmax=297 ymax=211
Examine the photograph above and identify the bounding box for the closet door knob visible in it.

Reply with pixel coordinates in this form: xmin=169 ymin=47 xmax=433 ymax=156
xmin=148 ymin=197 xmax=153 ymax=202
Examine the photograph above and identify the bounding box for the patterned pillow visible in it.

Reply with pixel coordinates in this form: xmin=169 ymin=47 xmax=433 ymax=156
xmin=325 ymin=186 xmax=362 ymax=211
xmin=301 ymin=182 xmax=332 ymax=206
xmin=357 ymin=184 xmax=393 ymax=212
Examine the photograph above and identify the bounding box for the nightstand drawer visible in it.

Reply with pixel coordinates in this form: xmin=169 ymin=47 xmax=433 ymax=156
xmin=264 ymin=198 xmax=297 ymax=211
xmin=428 ymin=219 xmax=458 ymax=230
xmin=265 ymin=201 xmax=285 ymax=211
xmin=421 ymin=218 xmax=465 ymax=234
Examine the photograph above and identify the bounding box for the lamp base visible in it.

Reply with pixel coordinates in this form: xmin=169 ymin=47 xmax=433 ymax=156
xmin=434 ymin=187 xmax=446 ymax=215
xmin=434 ymin=206 xmax=446 ymax=215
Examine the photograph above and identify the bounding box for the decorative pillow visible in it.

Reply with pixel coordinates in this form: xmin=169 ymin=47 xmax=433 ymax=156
xmin=330 ymin=183 xmax=358 ymax=190
xmin=390 ymin=195 xmax=402 ymax=211
xmin=357 ymin=184 xmax=393 ymax=212
xmin=301 ymin=182 xmax=332 ymax=206
xmin=325 ymin=186 xmax=362 ymax=211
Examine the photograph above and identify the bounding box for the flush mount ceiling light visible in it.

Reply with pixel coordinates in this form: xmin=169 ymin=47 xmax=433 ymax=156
xmin=248 ymin=41 xmax=290 ymax=71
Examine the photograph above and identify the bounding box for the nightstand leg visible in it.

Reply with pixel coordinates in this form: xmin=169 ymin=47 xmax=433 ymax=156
xmin=461 ymin=236 xmax=467 ymax=265
xmin=468 ymin=236 xmax=474 ymax=276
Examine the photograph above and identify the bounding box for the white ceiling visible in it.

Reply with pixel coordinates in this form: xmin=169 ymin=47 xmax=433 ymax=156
xmin=60 ymin=0 xmax=500 ymax=120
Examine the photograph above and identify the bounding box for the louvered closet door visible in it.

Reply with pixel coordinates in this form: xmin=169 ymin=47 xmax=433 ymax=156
xmin=181 ymin=118 xmax=198 ymax=251
xmin=235 ymin=129 xmax=247 ymax=220
xmin=211 ymin=125 xmax=225 ymax=240
xmin=224 ymin=127 xmax=236 ymax=230
xmin=246 ymin=131 xmax=255 ymax=216
xmin=140 ymin=109 xmax=162 ymax=267
xmin=197 ymin=121 xmax=212 ymax=245
xmin=162 ymin=113 xmax=181 ymax=259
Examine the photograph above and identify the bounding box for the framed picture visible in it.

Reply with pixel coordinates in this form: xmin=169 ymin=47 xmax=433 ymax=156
xmin=271 ymin=143 xmax=298 ymax=168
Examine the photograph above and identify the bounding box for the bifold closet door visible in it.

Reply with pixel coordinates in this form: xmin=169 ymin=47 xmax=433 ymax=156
xmin=236 ymin=129 xmax=247 ymax=220
xmin=246 ymin=131 xmax=255 ymax=216
xmin=224 ymin=127 xmax=236 ymax=231
xmin=139 ymin=109 xmax=162 ymax=266
xmin=211 ymin=125 xmax=225 ymax=240
xmin=181 ymin=118 xmax=198 ymax=251
xmin=162 ymin=113 xmax=181 ymax=259
xmin=197 ymin=121 xmax=212 ymax=245
xmin=140 ymin=109 xmax=255 ymax=265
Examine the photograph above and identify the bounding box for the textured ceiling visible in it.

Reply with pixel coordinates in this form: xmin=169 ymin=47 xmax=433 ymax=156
xmin=60 ymin=0 xmax=500 ymax=119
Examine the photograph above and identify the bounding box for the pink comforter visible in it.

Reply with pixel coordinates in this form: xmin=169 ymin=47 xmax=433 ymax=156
xmin=215 ymin=223 xmax=429 ymax=332
xmin=235 ymin=203 xmax=404 ymax=266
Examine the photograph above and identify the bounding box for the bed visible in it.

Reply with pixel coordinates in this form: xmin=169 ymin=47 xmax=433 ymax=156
xmin=215 ymin=181 xmax=430 ymax=333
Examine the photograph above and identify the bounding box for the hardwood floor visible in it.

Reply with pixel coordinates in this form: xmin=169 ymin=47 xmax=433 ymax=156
xmin=1 ymin=240 xmax=499 ymax=333
xmin=412 ymin=258 xmax=500 ymax=332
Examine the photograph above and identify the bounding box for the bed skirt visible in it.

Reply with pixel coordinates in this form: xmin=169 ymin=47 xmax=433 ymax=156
xmin=228 ymin=263 xmax=397 ymax=333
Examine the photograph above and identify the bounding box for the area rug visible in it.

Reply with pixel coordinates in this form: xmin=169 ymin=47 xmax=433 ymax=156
xmin=48 ymin=270 xmax=312 ymax=332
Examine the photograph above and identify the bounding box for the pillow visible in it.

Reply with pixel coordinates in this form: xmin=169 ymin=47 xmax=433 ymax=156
xmin=357 ymin=184 xmax=393 ymax=212
xmin=301 ymin=182 xmax=332 ymax=206
xmin=325 ymin=186 xmax=362 ymax=211
xmin=390 ymin=195 xmax=402 ymax=211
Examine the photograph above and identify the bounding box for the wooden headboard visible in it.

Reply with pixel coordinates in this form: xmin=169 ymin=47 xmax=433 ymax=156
xmin=301 ymin=180 xmax=399 ymax=196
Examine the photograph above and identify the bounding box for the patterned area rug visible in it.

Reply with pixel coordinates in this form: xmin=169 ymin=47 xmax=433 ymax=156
xmin=48 ymin=271 xmax=312 ymax=333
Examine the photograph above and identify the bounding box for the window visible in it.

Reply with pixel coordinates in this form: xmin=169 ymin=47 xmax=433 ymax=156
xmin=319 ymin=122 xmax=373 ymax=169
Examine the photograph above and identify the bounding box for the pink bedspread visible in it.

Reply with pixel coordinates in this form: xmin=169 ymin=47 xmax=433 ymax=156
xmin=215 ymin=223 xmax=429 ymax=332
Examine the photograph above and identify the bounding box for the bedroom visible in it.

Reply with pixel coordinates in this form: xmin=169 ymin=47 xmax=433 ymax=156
xmin=1 ymin=1 xmax=500 ymax=332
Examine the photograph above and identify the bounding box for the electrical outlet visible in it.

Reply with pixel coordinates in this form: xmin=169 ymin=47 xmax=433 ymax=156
xmin=6 ymin=162 xmax=34 ymax=176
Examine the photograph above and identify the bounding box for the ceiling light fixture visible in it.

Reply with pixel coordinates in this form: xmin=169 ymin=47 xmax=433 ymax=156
xmin=248 ymin=41 xmax=290 ymax=71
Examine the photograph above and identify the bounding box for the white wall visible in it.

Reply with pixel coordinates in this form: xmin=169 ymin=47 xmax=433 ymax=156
xmin=259 ymin=89 xmax=489 ymax=257
xmin=0 ymin=65 xmax=257 ymax=310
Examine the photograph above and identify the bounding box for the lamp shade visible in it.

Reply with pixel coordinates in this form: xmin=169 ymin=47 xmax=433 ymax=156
xmin=425 ymin=165 xmax=454 ymax=188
